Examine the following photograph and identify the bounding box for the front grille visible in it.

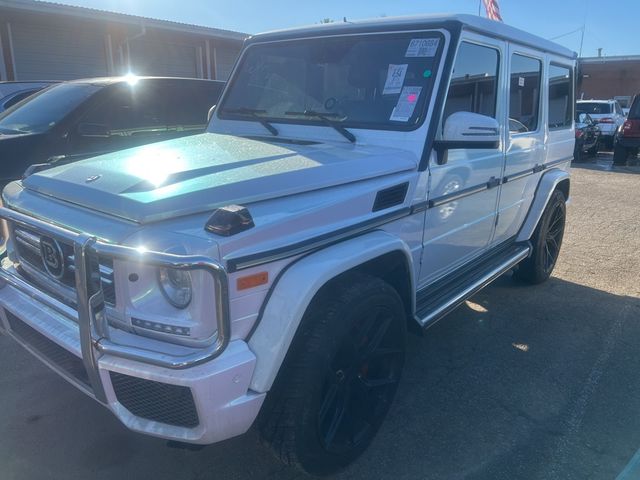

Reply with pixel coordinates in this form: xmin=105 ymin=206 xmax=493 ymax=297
xmin=12 ymin=227 xmax=116 ymax=305
xmin=6 ymin=310 xmax=90 ymax=388
xmin=110 ymin=372 xmax=199 ymax=428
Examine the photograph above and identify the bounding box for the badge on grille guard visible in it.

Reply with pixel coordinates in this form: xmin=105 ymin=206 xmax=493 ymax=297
xmin=39 ymin=236 xmax=65 ymax=279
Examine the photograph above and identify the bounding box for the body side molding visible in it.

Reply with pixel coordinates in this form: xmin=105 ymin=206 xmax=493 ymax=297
xmin=247 ymin=231 xmax=414 ymax=393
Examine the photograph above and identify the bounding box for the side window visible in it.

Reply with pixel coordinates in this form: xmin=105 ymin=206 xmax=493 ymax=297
xmin=443 ymin=42 xmax=499 ymax=122
xmin=165 ymin=83 xmax=224 ymax=129
xmin=509 ymin=54 xmax=542 ymax=133
xmin=548 ymin=64 xmax=573 ymax=129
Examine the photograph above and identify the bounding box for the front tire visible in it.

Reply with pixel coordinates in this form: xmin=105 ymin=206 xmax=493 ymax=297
xmin=515 ymin=189 xmax=566 ymax=284
xmin=259 ymin=274 xmax=407 ymax=476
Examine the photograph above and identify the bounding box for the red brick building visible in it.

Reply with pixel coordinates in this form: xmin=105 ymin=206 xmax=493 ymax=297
xmin=0 ymin=0 xmax=247 ymax=82
xmin=578 ymin=55 xmax=640 ymax=107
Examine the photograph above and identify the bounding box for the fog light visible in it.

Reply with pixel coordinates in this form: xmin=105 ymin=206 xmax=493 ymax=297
xmin=158 ymin=268 xmax=192 ymax=309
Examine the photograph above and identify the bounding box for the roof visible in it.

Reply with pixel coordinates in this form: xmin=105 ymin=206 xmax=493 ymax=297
xmin=251 ymin=13 xmax=576 ymax=60
xmin=63 ymin=76 xmax=225 ymax=86
xmin=0 ymin=0 xmax=248 ymax=41
xmin=580 ymin=55 xmax=640 ymax=64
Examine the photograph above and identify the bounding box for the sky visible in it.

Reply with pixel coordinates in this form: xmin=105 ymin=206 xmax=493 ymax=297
xmin=55 ymin=0 xmax=637 ymax=58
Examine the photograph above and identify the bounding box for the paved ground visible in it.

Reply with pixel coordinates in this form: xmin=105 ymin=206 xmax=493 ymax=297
xmin=1 ymin=153 xmax=639 ymax=480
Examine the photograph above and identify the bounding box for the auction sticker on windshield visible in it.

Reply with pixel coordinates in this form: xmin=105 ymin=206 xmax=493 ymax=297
xmin=390 ymin=86 xmax=422 ymax=121
xmin=405 ymin=38 xmax=440 ymax=57
xmin=383 ymin=64 xmax=408 ymax=95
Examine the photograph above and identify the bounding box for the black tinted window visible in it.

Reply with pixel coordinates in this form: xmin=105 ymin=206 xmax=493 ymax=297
xmin=549 ymin=65 xmax=574 ymax=129
xmin=628 ymin=96 xmax=640 ymax=119
xmin=165 ymin=82 xmax=224 ymax=126
xmin=509 ymin=54 xmax=541 ymax=133
xmin=444 ymin=42 xmax=499 ymax=121
xmin=0 ymin=83 xmax=100 ymax=134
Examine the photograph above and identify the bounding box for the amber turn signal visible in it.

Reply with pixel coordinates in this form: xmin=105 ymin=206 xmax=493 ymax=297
xmin=237 ymin=272 xmax=269 ymax=291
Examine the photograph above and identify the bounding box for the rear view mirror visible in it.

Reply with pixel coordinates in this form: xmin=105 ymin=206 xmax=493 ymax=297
xmin=207 ymin=104 xmax=217 ymax=122
xmin=434 ymin=112 xmax=500 ymax=165
xmin=77 ymin=122 xmax=110 ymax=138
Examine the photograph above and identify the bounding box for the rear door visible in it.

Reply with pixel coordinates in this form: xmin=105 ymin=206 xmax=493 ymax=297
xmin=420 ymin=35 xmax=506 ymax=285
xmin=492 ymin=46 xmax=545 ymax=245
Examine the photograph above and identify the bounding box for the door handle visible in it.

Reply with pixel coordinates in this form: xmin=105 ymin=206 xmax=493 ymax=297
xmin=487 ymin=177 xmax=501 ymax=189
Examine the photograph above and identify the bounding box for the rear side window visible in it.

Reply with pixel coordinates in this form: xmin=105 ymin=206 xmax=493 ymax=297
xmin=509 ymin=54 xmax=541 ymax=133
xmin=629 ymin=96 xmax=640 ymax=119
xmin=443 ymin=42 xmax=499 ymax=121
xmin=549 ymin=64 xmax=574 ymax=129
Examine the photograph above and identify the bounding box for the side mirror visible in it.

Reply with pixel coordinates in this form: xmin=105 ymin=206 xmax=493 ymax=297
xmin=433 ymin=112 xmax=500 ymax=165
xmin=207 ymin=104 xmax=217 ymax=122
xmin=77 ymin=122 xmax=110 ymax=138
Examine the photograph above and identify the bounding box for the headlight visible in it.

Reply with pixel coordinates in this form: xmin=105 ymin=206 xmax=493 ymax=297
xmin=158 ymin=268 xmax=192 ymax=309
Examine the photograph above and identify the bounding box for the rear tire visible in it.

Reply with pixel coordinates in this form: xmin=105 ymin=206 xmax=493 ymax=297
xmin=587 ymin=144 xmax=598 ymax=156
xmin=258 ymin=273 xmax=407 ymax=476
xmin=613 ymin=143 xmax=629 ymax=166
xmin=573 ymin=146 xmax=583 ymax=163
xmin=514 ymin=189 xmax=566 ymax=284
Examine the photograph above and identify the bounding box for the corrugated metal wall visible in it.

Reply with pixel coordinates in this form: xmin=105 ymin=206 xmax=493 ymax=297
xmin=129 ymin=38 xmax=199 ymax=78
xmin=215 ymin=46 xmax=241 ymax=80
xmin=11 ymin=22 xmax=108 ymax=80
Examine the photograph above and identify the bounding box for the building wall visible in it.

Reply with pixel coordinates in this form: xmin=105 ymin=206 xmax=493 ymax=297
xmin=578 ymin=59 xmax=640 ymax=102
xmin=0 ymin=7 xmax=244 ymax=82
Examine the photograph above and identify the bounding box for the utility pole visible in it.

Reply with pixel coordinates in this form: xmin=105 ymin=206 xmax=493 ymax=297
xmin=578 ymin=0 xmax=589 ymax=58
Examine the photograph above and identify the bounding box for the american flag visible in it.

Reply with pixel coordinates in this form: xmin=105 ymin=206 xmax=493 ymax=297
xmin=483 ymin=0 xmax=503 ymax=22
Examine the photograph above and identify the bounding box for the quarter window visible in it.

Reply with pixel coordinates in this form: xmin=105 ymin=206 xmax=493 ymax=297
xmin=548 ymin=64 xmax=574 ymax=129
xmin=443 ymin=42 xmax=499 ymax=121
xmin=509 ymin=54 xmax=541 ymax=133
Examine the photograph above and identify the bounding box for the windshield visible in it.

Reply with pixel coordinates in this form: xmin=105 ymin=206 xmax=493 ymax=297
xmin=0 ymin=83 xmax=101 ymax=134
xmin=219 ymin=32 xmax=444 ymax=130
xmin=577 ymin=102 xmax=612 ymax=115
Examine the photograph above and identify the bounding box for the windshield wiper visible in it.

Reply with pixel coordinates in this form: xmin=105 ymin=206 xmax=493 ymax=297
xmin=285 ymin=110 xmax=356 ymax=143
xmin=223 ymin=107 xmax=279 ymax=137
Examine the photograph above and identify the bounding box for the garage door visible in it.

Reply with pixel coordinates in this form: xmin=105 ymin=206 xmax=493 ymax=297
xmin=11 ymin=22 xmax=108 ymax=80
xmin=129 ymin=39 xmax=198 ymax=78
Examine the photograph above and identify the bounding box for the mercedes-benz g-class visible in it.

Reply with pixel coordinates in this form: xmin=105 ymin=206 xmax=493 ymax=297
xmin=0 ymin=14 xmax=575 ymax=475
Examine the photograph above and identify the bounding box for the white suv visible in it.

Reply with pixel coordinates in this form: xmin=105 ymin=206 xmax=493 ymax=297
xmin=0 ymin=14 xmax=575 ymax=476
xmin=577 ymin=99 xmax=625 ymax=148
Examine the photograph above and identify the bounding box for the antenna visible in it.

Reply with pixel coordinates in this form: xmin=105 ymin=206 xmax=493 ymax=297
xmin=578 ymin=0 xmax=589 ymax=57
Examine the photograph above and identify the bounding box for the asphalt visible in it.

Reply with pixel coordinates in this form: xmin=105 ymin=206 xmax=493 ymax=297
xmin=1 ymin=153 xmax=639 ymax=480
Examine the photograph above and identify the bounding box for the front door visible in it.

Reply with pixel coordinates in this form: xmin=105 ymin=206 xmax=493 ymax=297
xmin=419 ymin=35 xmax=506 ymax=286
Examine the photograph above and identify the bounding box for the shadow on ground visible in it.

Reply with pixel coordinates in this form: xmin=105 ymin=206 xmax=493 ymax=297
xmin=2 ymin=273 xmax=640 ymax=480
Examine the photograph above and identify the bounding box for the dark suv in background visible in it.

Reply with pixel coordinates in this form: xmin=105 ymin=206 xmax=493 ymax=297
xmin=614 ymin=94 xmax=640 ymax=166
xmin=0 ymin=77 xmax=225 ymax=186
xmin=0 ymin=81 xmax=58 ymax=113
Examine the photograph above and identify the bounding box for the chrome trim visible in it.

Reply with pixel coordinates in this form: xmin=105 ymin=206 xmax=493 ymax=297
xmin=0 ymin=206 xmax=230 ymax=385
xmin=417 ymin=245 xmax=530 ymax=327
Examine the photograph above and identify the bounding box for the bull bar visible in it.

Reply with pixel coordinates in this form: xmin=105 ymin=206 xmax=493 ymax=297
xmin=0 ymin=206 xmax=231 ymax=404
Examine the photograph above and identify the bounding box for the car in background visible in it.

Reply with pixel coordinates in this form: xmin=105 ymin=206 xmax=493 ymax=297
xmin=576 ymin=99 xmax=625 ymax=148
xmin=613 ymin=94 xmax=640 ymax=166
xmin=0 ymin=77 xmax=225 ymax=186
xmin=573 ymin=112 xmax=600 ymax=162
xmin=0 ymin=81 xmax=57 ymax=112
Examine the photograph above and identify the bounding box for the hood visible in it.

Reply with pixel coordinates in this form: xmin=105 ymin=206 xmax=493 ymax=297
xmin=22 ymin=133 xmax=418 ymax=224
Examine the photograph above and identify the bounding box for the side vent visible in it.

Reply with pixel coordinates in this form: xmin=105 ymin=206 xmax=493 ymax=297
xmin=372 ymin=182 xmax=409 ymax=212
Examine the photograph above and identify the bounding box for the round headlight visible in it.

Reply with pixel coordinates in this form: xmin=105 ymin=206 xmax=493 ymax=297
xmin=158 ymin=268 xmax=192 ymax=309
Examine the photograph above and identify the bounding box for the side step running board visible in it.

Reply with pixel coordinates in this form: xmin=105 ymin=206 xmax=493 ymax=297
xmin=415 ymin=243 xmax=530 ymax=328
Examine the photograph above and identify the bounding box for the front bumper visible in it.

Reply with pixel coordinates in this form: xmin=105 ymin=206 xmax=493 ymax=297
xmin=0 ymin=207 xmax=265 ymax=444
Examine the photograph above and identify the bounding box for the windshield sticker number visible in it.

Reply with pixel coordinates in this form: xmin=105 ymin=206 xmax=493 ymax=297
xmin=383 ymin=64 xmax=408 ymax=95
xmin=390 ymin=86 xmax=422 ymax=122
xmin=405 ymin=38 xmax=440 ymax=58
